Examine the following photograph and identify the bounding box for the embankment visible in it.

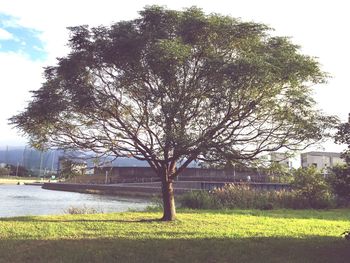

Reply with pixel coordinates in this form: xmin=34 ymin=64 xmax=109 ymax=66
xmin=42 ymin=182 xmax=198 ymax=197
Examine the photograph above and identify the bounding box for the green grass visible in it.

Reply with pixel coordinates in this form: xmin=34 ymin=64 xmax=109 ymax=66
xmin=0 ymin=209 xmax=349 ymax=262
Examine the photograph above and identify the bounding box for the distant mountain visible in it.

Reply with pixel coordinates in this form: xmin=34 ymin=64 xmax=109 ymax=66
xmin=0 ymin=146 xmax=199 ymax=172
xmin=0 ymin=147 xmax=61 ymax=171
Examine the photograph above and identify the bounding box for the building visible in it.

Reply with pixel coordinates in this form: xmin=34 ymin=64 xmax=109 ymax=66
xmin=300 ymin=151 xmax=345 ymax=170
xmin=261 ymin=152 xmax=291 ymax=168
xmin=268 ymin=152 xmax=291 ymax=168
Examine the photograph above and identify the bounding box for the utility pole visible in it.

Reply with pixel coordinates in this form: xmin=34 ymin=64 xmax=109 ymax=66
xmin=5 ymin=146 xmax=9 ymax=176
xmin=22 ymin=146 xmax=27 ymax=169
xmin=51 ymin=150 xmax=55 ymax=171
xmin=105 ymin=170 xmax=108 ymax=184
xmin=15 ymin=162 xmax=19 ymax=177
xmin=5 ymin=145 xmax=8 ymax=165
xmin=233 ymin=163 xmax=236 ymax=182
xmin=39 ymin=151 xmax=43 ymax=179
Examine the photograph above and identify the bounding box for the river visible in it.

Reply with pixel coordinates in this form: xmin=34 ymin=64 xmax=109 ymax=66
xmin=0 ymin=185 xmax=151 ymax=218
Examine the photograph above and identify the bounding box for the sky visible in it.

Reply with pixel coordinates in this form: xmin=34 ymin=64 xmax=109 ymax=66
xmin=0 ymin=0 xmax=348 ymax=152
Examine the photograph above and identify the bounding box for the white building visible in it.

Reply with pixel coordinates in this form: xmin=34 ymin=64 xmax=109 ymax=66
xmin=270 ymin=152 xmax=291 ymax=168
xmin=262 ymin=152 xmax=291 ymax=168
xmin=300 ymin=151 xmax=345 ymax=170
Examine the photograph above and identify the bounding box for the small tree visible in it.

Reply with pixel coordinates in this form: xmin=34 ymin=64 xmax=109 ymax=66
xmin=0 ymin=167 xmax=9 ymax=176
xmin=265 ymin=162 xmax=293 ymax=183
xmin=334 ymin=113 xmax=350 ymax=163
xmin=331 ymin=115 xmax=350 ymax=201
xmin=59 ymin=158 xmax=86 ymax=179
xmin=4 ymin=164 xmax=29 ymax=177
xmin=11 ymin=6 xmax=334 ymax=220
xmin=328 ymin=164 xmax=350 ymax=200
xmin=292 ymin=167 xmax=333 ymax=208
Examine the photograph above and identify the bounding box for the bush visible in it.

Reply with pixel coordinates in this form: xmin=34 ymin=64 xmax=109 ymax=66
xmin=145 ymin=197 xmax=163 ymax=211
xmin=180 ymin=167 xmax=339 ymax=210
xmin=179 ymin=183 xmax=336 ymax=210
xmin=211 ymin=183 xmax=332 ymax=209
xmin=328 ymin=164 xmax=350 ymax=201
xmin=64 ymin=205 xmax=101 ymax=214
xmin=212 ymin=184 xmax=272 ymax=209
xmin=179 ymin=191 xmax=220 ymax=209
xmin=291 ymin=167 xmax=335 ymax=209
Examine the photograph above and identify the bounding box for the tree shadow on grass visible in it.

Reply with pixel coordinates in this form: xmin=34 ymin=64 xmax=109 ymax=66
xmin=0 ymin=236 xmax=349 ymax=263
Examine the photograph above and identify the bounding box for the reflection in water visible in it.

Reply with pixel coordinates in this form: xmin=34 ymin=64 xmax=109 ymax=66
xmin=0 ymin=185 xmax=151 ymax=218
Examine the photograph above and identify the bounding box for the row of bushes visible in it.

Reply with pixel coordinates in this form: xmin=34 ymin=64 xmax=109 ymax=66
xmin=179 ymin=166 xmax=349 ymax=210
xmin=179 ymin=185 xmax=335 ymax=210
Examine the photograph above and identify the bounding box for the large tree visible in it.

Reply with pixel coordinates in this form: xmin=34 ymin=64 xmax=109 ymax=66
xmin=11 ymin=6 xmax=334 ymax=220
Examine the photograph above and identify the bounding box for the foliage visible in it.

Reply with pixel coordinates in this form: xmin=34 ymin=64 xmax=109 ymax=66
xmin=0 ymin=210 xmax=349 ymax=262
xmin=328 ymin=164 xmax=350 ymax=201
xmin=144 ymin=197 xmax=164 ymax=211
xmin=291 ymin=166 xmax=334 ymax=208
xmin=265 ymin=163 xmax=294 ymax=183
xmin=212 ymin=184 xmax=279 ymax=209
xmin=10 ymin=6 xmax=335 ymax=220
xmin=0 ymin=167 xmax=9 ymax=176
xmin=178 ymin=190 xmax=220 ymax=209
xmin=0 ymin=164 xmax=30 ymax=177
xmin=59 ymin=158 xmax=85 ymax=179
xmin=64 ymin=205 xmax=101 ymax=214
xmin=180 ymin=183 xmax=336 ymax=210
xmin=334 ymin=114 xmax=350 ymax=164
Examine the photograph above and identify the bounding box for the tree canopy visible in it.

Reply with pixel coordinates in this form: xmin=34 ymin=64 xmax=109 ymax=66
xmin=335 ymin=114 xmax=350 ymax=163
xmin=11 ymin=6 xmax=334 ymax=220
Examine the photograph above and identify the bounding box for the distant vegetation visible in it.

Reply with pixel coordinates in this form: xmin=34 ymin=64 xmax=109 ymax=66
xmin=180 ymin=166 xmax=347 ymax=210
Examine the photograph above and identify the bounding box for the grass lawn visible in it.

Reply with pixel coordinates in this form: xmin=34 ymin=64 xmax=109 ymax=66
xmin=0 ymin=209 xmax=349 ymax=263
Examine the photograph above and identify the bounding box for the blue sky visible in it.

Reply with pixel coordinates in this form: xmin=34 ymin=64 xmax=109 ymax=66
xmin=0 ymin=13 xmax=46 ymax=60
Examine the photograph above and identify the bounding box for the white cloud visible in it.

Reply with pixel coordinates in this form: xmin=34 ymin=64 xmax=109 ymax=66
xmin=32 ymin=45 xmax=43 ymax=51
xmin=0 ymin=28 xmax=14 ymax=40
xmin=0 ymin=51 xmax=45 ymax=145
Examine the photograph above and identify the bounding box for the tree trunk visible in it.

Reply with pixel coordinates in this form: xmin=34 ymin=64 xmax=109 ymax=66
xmin=161 ymin=177 xmax=176 ymax=221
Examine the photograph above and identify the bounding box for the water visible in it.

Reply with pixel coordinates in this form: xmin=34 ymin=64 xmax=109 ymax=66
xmin=0 ymin=185 xmax=151 ymax=218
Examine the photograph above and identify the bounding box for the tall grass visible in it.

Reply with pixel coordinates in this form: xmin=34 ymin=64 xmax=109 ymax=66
xmin=64 ymin=205 xmax=102 ymax=214
xmin=179 ymin=184 xmax=336 ymax=210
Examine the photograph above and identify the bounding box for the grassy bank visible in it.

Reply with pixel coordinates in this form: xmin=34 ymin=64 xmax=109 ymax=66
xmin=0 ymin=177 xmax=47 ymax=185
xmin=0 ymin=209 xmax=349 ymax=262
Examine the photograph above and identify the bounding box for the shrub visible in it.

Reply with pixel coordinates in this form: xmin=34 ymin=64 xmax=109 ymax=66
xmin=179 ymin=167 xmax=338 ymax=210
xmin=179 ymin=182 xmax=336 ymax=210
xmin=179 ymin=191 xmax=220 ymax=209
xmin=211 ymin=184 xmax=317 ymax=210
xmin=145 ymin=197 xmax=163 ymax=211
xmin=291 ymin=167 xmax=335 ymax=209
xmin=64 ymin=205 xmax=101 ymax=214
xmin=328 ymin=164 xmax=350 ymax=201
